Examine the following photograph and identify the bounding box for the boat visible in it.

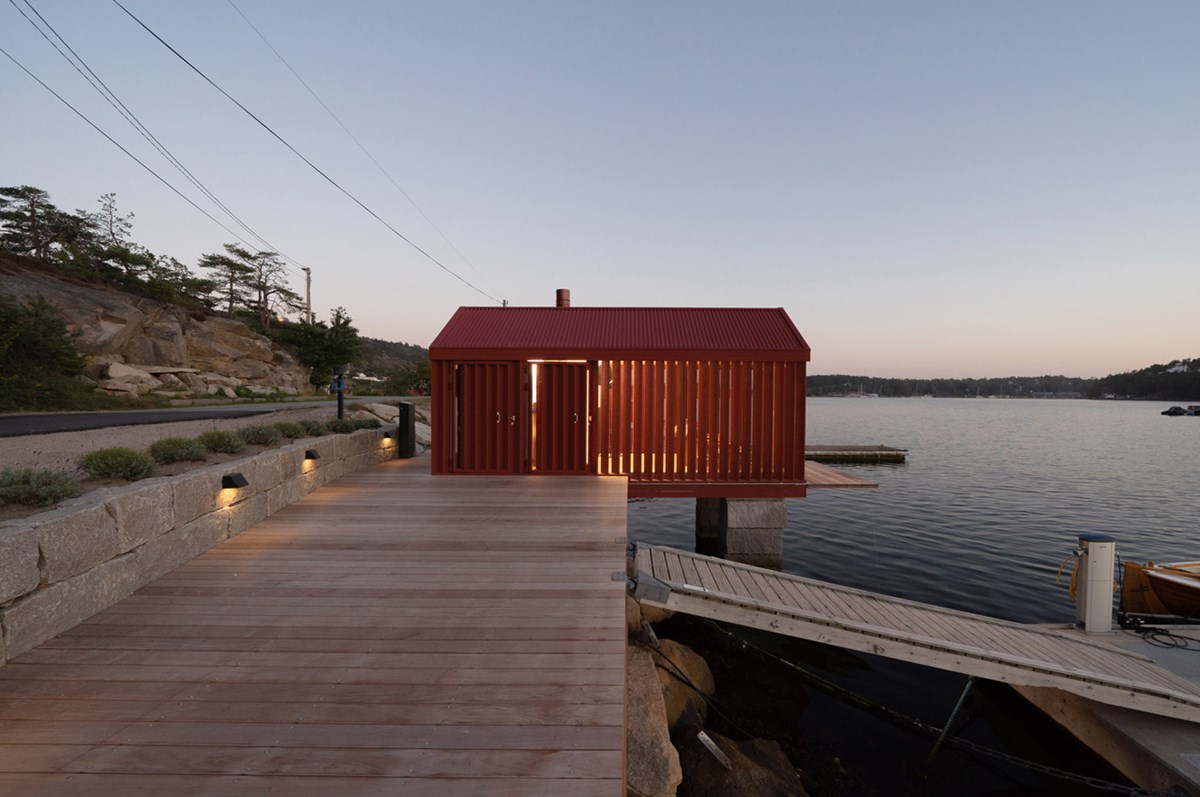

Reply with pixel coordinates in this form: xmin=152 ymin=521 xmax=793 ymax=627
xmin=1120 ymin=561 xmax=1200 ymax=620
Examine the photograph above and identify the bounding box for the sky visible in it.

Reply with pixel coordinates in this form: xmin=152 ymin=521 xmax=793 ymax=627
xmin=2 ymin=2 xmax=1197 ymax=379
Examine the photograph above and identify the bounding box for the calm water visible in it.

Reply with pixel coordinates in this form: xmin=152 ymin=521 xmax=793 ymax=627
xmin=628 ymin=398 xmax=1199 ymax=795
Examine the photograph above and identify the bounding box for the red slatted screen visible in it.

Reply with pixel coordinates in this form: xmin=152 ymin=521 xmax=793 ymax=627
xmin=591 ymin=360 xmax=804 ymax=483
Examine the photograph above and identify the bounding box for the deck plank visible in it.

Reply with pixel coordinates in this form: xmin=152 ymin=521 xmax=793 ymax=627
xmin=0 ymin=456 xmax=627 ymax=794
xmin=636 ymin=545 xmax=1200 ymax=723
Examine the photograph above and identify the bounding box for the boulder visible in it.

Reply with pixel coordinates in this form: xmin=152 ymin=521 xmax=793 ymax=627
xmin=156 ymin=373 xmax=187 ymax=390
xmin=678 ymin=731 xmax=811 ymax=797
xmin=122 ymin=309 xmax=188 ymax=365
xmin=627 ymin=644 xmax=683 ymax=797
xmin=97 ymin=379 xmax=145 ymax=395
xmin=106 ymin=362 xmax=158 ymax=383
xmin=202 ymin=372 xmax=239 ymax=388
xmin=358 ymin=403 xmax=401 ymax=422
xmin=415 ymin=421 xmax=432 ymax=449
xmin=653 ymin=639 xmax=716 ymax=732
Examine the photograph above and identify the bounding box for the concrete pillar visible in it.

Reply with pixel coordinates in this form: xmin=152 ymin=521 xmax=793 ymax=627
xmin=695 ymin=498 xmax=787 ymax=569
xmin=695 ymin=498 xmax=726 ymax=557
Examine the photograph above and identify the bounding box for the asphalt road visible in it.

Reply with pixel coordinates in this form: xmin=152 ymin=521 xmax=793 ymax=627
xmin=0 ymin=406 xmax=279 ymax=437
xmin=0 ymin=397 xmax=421 ymax=437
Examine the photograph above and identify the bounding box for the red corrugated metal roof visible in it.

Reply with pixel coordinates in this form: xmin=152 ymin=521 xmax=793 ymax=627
xmin=430 ymin=306 xmax=809 ymax=361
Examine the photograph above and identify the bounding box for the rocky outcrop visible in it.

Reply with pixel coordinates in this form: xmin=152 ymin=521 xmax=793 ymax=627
xmin=653 ymin=639 xmax=716 ymax=733
xmin=678 ymin=732 xmax=812 ymax=797
xmin=628 ymin=643 xmax=684 ymax=797
xmin=2 ymin=265 xmax=312 ymax=396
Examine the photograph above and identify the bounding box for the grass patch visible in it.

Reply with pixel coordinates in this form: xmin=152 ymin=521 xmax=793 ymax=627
xmin=148 ymin=437 xmax=208 ymax=464
xmin=238 ymin=425 xmax=282 ymax=446
xmin=196 ymin=430 xmax=245 ymax=455
xmin=298 ymin=419 xmax=326 ymax=436
xmin=0 ymin=467 xmax=81 ymax=506
xmin=325 ymin=418 xmax=357 ymax=434
xmin=79 ymin=447 xmax=155 ymax=481
xmin=273 ymin=421 xmax=305 ymax=439
xmin=352 ymin=417 xmax=382 ymax=429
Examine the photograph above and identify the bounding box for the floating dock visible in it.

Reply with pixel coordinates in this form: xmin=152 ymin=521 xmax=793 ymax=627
xmin=805 ymin=444 xmax=908 ymax=463
xmin=631 ymin=544 xmax=1200 ymax=793
xmin=1015 ymin=625 xmax=1200 ymax=794
xmin=0 ymin=457 xmax=629 ymax=797
xmin=630 ymin=544 xmax=1200 ymax=724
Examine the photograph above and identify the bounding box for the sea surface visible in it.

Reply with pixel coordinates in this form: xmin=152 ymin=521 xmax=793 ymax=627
xmin=627 ymin=398 xmax=1199 ymax=796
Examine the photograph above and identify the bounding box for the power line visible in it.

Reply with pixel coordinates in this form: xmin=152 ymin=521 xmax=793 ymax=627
xmin=225 ymin=0 xmax=498 ymax=296
xmin=111 ymin=0 xmax=503 ymax=305
xmin=0 ymin=45 xmax=289 ymax=265
xmin=10 ymin=0 xmax=310 ymax=279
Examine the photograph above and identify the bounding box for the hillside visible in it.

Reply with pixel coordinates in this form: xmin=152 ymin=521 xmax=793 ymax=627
xmin=809 ymin=361 xmax=1200 ymax=401
xmin=1090 ymin=359 xmax=1200 ymax=401
xmin=353 ymin=336 xmax=428 ymax=374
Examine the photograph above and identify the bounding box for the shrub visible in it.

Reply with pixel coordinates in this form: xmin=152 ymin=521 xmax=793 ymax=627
xmin=197 ymin=430 xmax=245 ymax=454
xmin=353 ymin=417 xmax=381 ymax=429
xmin=238 ymin=425 xmax=282 ymax=446
xmin=273 ymin=421 xmax=305 ymax=439
xmin=148 ymin=437 xmax=209 ymax=464
xmin=325 ymin=418 xmax=357 ymax=434
xmin=79 ymin=447 xmax=155 ymax=481
xmin=299 ymin=419 xmax=325 ymax=436
xmin=0 ymin=467 xmax=81 ymax=506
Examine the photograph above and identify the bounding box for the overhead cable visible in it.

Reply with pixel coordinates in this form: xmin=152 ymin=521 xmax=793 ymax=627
xmin=112 ymin=0 xmax=502 ymax=304
xmin=225 ymin=0 xmax=497 ymax=295
xmin=0 ymin=45 xmax=290 ymax=262
xmin=10 ymin=0 xmax=310 ymax=278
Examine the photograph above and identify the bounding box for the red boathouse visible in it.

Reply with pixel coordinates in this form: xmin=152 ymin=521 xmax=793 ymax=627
xmin=428 ymin=290 xmax=811 ymax=498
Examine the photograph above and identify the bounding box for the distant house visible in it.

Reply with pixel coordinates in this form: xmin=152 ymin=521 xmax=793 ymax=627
xmin=428 ymin=290 xmax=811 ymax=498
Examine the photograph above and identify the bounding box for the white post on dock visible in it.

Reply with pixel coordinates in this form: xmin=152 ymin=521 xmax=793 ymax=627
xmin=1076 ymin=533 xmax=1117 ymax=634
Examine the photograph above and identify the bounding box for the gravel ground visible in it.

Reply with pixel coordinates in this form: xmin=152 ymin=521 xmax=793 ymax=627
xmin=0 ymin=407 xmax=350 ymax=476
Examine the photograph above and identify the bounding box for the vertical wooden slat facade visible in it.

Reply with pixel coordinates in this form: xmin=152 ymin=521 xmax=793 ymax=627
xmin=429 ymin=306 xmax=810 ymax=498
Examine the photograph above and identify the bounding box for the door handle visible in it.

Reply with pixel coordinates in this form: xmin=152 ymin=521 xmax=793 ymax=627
xmin=495 ymin=412 xmax=501 ymax=424
xmin=510 ymin=415 xmax=517 ymax=426
xmin=573 ymin=412 xmax=579 ymax=424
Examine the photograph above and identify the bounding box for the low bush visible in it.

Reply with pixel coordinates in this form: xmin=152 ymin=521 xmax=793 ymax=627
xmin=299 ymin=419 xmax=325 ymax=436
xmin=79 ymin=447 xmax=155 ymax=481
xmin=0 ymin=467 xmax=81 ymax=506
xmin=197 ymin=430 xmax=245 ymax=455
xmin=325 ymin=418 xmax=357 ymax=434
xmin=148 ymin=437 xmax=209 ymax=464
xmin=353 ymin=417 xmax=381 ymax=429
xmin=238 ymin=425 xmax=282 ymax=446
xmin=273 ymin=421 xmax=305 ymax=439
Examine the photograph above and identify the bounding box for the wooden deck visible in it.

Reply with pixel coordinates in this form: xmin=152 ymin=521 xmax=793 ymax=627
xmin=804 ymin=460 xmax=879 ymax=488
xmin=806 ymin=444 xmax=908 ymax=464
xmin=632 ymin=545 xmax=1200 ymax=724
xmin=0 ymin=456 xmax=629 ymax=796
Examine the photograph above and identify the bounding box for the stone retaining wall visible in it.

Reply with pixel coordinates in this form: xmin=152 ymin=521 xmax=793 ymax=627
xmin=0 ymin=428 xmax=397 ymax=665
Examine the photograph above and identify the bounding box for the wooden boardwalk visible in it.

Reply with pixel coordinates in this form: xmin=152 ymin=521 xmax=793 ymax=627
xmin=806 ymin=444 xmax=907 ymax=464
xmin=0 ymin=456 xmax=629 ymax=796
xmin=633 ymin=545 xmax=1200 ymax=724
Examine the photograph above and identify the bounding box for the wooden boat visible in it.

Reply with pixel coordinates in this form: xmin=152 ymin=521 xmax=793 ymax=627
xmin=1121 ymin=561 xmax=1200 ymax=619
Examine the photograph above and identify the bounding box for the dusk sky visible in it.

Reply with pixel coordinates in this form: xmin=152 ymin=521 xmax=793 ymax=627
xmin=3 ymin=2 xmax=1197 ymax=379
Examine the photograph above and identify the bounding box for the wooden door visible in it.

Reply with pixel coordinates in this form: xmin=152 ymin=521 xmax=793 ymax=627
xmin=535 ymin=363 xmax=589 ymax=473
xmin=455 ymin=362 xmax=522 ymax=473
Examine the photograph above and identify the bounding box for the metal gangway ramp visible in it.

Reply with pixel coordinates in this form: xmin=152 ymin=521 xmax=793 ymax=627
xmin=631 ymin=544 xmax=1200 ymax=723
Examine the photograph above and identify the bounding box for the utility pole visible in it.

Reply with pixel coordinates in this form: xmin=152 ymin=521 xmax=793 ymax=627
xmin=301 ymin=267 xmax=312 ymax=324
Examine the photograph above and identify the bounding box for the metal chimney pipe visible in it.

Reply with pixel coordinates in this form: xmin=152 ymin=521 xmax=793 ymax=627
xmin=556 ymin=288 xmax=571 ymax=308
